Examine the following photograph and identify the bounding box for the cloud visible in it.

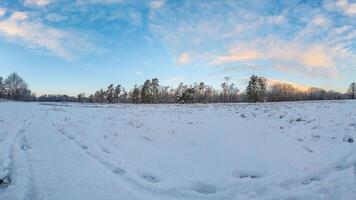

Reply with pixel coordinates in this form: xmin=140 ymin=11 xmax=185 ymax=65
xmin=270 ymin=43 xmax=344 ymax=79
xmin=24 ymin=0 xmax=53 ymax=7
xmin=10 ymin=12 xmax=29 ymax=21
xmin=345 ymin=4 xmax=356 ymax=16
xmin=212 ymin=40 xmax=340 ymax=78
xmin=266 ymin=42 xmax=335 ymax=69
xmin=326 ymin=0 xmax=356 ymax=16
xmin=149 ymin=0 xmax=165 ymax=10
xmin=266 ymin=15 xmax=285 ymax=25
xmin=45 ymin=13 xmax=67 ymax=22
xmin=176 ymin=52 xmax=191 ymax=65
xmin=76 ymin=0 xmax=124 ymax=5
xmin=301 ymin=45 xmax=333 ymax=68
xmin=0 ymin=8 xmax=6 ymax=17
xmin=135 ymin=71 xmax=143 ymax=75
xmin=0 ymin=11 xmax=92 ymax=60
xmin=0 ymin=0 xmax=353 ymax=82
xmin=148 ymin=0 xmax=354 ymax=79
xmin=311 ymin=15 xmax=329 ymax=27
xmin=211 ymin=49 xmax=260 ymax=65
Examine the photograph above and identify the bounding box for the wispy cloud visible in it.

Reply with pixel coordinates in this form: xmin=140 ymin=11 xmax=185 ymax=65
xmin=149 ymin=0 xmax=165 ymax=10
xmin=176 ymin=52 xmax=191 ymax=65
xmin=135 ymin=71 xmax=143 ymax=75
xmin=327 ymin=0 xmax=356 ymax=17
xmin=0 ymin=8 xmax=6 ymax=17
xmin=0 ymin=10 xmax=93 ymax=60
xmin=211 ymin=49 xmax=260 ymax=65
xmin=212 ymin=39 xmax=340 ymax=78
xmin=148 ymin=0 xmax=355 ymax=78
xmin=76 ymin=0 xmax=124 ymax=5
xmin=0 ymin=0 xmax=354 ymax=85
xmin=24 ymin=0 xmax=53 ymax=7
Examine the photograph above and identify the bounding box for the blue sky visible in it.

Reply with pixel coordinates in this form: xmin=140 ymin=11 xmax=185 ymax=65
xmin=0 ymin=0 xmax=355 ymax=95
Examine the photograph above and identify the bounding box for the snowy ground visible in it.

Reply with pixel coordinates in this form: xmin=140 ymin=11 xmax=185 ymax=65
xmin=0 ymin=101 xmax=355 ymax=200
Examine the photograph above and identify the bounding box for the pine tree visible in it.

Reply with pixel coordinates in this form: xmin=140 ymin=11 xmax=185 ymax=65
xmin=257 ymin=76 xmax=267 ymax=102
xmin=151 ymin=78 xmax=159 ymax=103
xmin=114 ymin=84 xmax=121 ymax=103
xmin=77 ymin=93 xmax=85 ymax=102
xmin=0 ymin=77 xmax=5 ymax=98
xmin=99 ymin=89 xmax=105 ymax=103
xmin=177 ymin=88 xmax=195 ymax=103
xmin=246 ymin=75 xmax=258 ymax=102
xmin=246 ymin=75 xmax=266 ymax=103
xmin=132 ymin=86 xmax=141 ymax=103
xmin=141 ymin=80 xmax=152 ymax=103
xmin=106 ymin=84 xmax=114 ymax=103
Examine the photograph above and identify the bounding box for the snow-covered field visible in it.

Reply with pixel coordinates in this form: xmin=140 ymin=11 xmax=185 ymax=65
xmin=0 ymin=101 xmax=355 ymax=200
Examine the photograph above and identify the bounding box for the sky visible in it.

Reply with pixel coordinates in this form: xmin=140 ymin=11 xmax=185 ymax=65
xmin=0 ymin=0 xmax=355 ymax=95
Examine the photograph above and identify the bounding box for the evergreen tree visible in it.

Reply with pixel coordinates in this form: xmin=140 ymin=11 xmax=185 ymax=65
xmin=141 ymin=80 xmax=152 ymax=103
xmin=246 ymin=75 xmax=258 ymax=103
xmin=77 ymin=93 xmax=85 ymax=102
xmin=0 ymin=77 xmax=5 ymax=98
xmin=106 ymin=84 xmax=115 ymax=103
xmin=177 ymin=88 xmax=195 ymax=103
xmin=114 ymin=84 xmax=121 ymax=103
xmin=246 ymin=75 xmax=266 ymax=103
xmin=132 ymin=86 xmax=141 ymax=103
xmin=151 ymin=78 xmax=159 ymax=103
xmin=98 ymin=89 xmax=105 ymax=103
xmin=258 ymin=76 xmax=267 ymax=102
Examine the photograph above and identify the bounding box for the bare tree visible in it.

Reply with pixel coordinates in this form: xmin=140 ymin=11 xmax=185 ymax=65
xmin=269 ymin=83 xmax=297 ymax=101
xmin=348 ymin=82 xmax=356 ymax=99
xmin=4 ymin=73 xmax=31 ymax=100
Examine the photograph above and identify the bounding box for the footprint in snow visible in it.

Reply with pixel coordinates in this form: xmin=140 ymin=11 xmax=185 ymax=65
xmin=302 ymin=176 xmax=321 ymax=185
xmin=141 ymin=174 xmax=159 ymax=183
xmin=57 ymin=128 xmax=66 ymax=135
xmin=141 ymin=136 xmax=151 ymax=141
xmin=232 ymin=170 xmax=267 ymax=179
xmin=101 ymin=147 xmax=111 ymax=154
xmin=335 ymin=162 xmax=351 ymax=171
xmin=80 ymin=144 xmax=89 ymax=150
xmin=192 ymin=183 xmax=217 ymax=195
xmin=20 ymin=139 xmax=31 ymax=151
xmin=0 ymin=176 xmax=11 ymax=188
xmin=112 ymin=167 xmax=126 ymax=175
xmin=66 ymin=134 xmax=75 ymax=140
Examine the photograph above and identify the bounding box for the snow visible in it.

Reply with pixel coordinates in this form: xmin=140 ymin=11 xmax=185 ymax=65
xmin=0 ymin=100 xmax=355 ymax=200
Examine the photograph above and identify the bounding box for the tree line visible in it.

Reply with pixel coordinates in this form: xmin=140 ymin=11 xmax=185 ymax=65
xmin=1 ymin=73 xmax=356 ymax=103
xmin=85 ymin=75 xmax=356 ymax=103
